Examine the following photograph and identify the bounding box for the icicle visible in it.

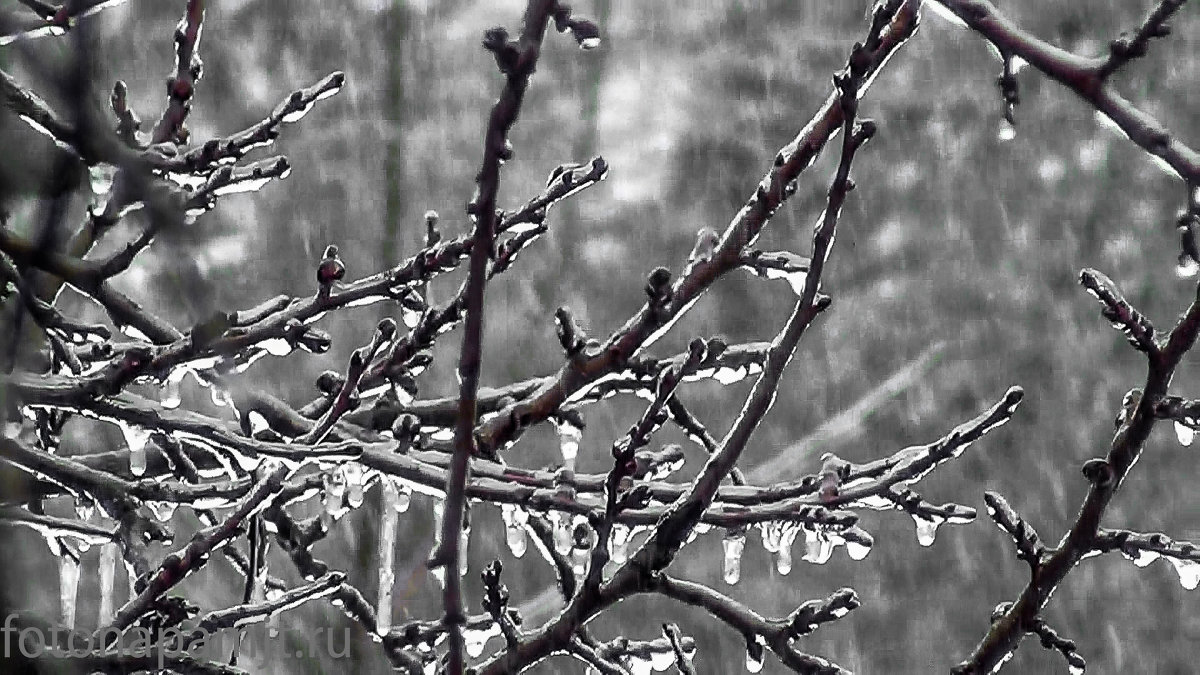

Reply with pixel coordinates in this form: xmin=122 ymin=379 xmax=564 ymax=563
xmin=1175 ymin=421 xmax=1195 ymax=447
xmin=98 ymin=543 xmax=118 ymax=625
xmin=60 ymin=555 xmax=80 ymax=628
xmin=459 ymin=524 xmax=470 ymax=578
xmin=160 ymin=367 xmax=187 ymax=409
xmin=608 ymin=523 xmax=630 ymax=564
xmin=501 ymin=504 xmax=529 ymax=558
xmin=722 ymin=529 xmax=746 ymax=585
xmin=430 ymin=499 xmax=446 ymax=588
xmin=555 ymin=419 xmax=582 ymax=472
xmin=377 ymin=480 xmax=399 ymax=636
xmin=552 ymin=512 xmax=572 ymax=556
xmin=119 ymin=422 xmax=151 ymax=477
xmin=627 ymin=655 xmax=653 ymax=675
xmin=344 ymin=463 xmax=365 ymax=508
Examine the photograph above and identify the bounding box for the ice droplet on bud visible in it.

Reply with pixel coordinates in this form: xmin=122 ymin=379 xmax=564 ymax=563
xmin=552 ymin=512 xmax=572 ymax=556
xmin=160 ymin=368 xmax=186 ymax=409
xmin=323 ymin=468 xmax=347 ymax=517
xmin=1175 ymin=421 xmax=1195 ymax=447
xmin=60 ymin=555 xmax=80 ymax=628
xmin=464 ymin=622 xmax=499 ymax=658
xmin=722 ymin=530 xmax=746 ymax=585
xmin=997 ymin=120 xmax=1016 ymax=142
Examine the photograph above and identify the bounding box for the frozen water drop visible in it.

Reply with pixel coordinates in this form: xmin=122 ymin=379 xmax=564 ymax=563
xmin=1168 ymin=557 xmax=1200 ymax=590
xmin=555 ymin=420 xmax=582 ymax=472
xmin=776 ymin=542 xmax=793 ymax=575
xmin=1175 ymin=421 xmax=1195 ymax=447
xmin=846 ymin=538 xmax=872 ymax=561
xmin=722 ymin=530 xmax=745 ymax=585
xmin=578 ymin=36 xmax=601 ymax=50
xmin=119 ymin=423 xmax=151 ymax=477
xmin=74 ymin=499 xmax=95 ymax=522
xmin=608 ymin=523 xmax=629 ymax=564
xmin=1177 ymin=256 xmax=1199 ymax=279
xmin=913 ymin=515 xmax=942 ymax=547
xmin=501 ymin=504 xmax=529 ymax=558
xmin=997 ymin=121 xmax=1016 ymax=142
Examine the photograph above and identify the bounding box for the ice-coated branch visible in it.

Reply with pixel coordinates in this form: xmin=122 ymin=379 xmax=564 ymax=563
xmin=469 ymin=0 xmax=922 ymax=459
xmin=298 ymin=318 xmax=395 ymax=444
xmin=150 ymin=0 xmax=205 ymax=144
xmin=652 ymin=574 xmax=855 ymax=675
xmin=1097 ymin=0 xmax=1188 ymax=78
xmin=1079 ymin=268 xmax=1157 ymax=354
xmin=438 ymin=3 xmax=562 ymax=670
xmin=97 ymin=463 xmax=287 ymax=643
xmin=661 ymin=623 xmax=696 ymax=675
xmin=983 ymin=492 xmax=1045 ymax=570
xmin=475 ymin=10 xmax=904 ymax=666
xmin=1092 ymin=528 xmax=1200 ymax=588
xmin=954 ymin=280 xmax=1200 ymax=672
xmin=1026 ymin=615 xmax=1087 ymax=674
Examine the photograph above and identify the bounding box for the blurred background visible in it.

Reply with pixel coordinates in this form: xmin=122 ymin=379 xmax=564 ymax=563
xmin=2 ymin=0 xmax=1200 ymax=672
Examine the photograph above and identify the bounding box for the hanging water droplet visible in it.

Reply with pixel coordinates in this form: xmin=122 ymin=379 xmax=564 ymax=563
xmin=578 ymin=36 xmax=601 ymax=50
xmin=119 ymin=423 xmax=151 ymax=477
xmin=430 ymin=499 xmax=446 ymax=589
xmin=722 ymin=530 xmax=746 ymax=585
xmin=60 ymin=555 xmax=80 ymax=628
xmin=776 ymin=541 xmax=793 ymax=575
xmin=1168 ymin=556 xmax=1200 ymax=590
xmin=459 ymin=525 xmax=470 ymax=578
xmin=88 ymin=163 xmax=116 ymax=198
xmin=98 ymin=543 xmax=118 ymax=625
xmin=1175 ymin=421 xmax=1195 ymax=447
xmin=1067 ymin=663 xmax=1084 ymax=675
xmin=913 ymin=514 xmax=942 ymax=547
xmin=501 ymin=504 xmax=529 ymax=558
xmin=552 ymin=512 xmax=572 ymax=556
xmin=464 ymin=623 xmax=499 ymax=658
